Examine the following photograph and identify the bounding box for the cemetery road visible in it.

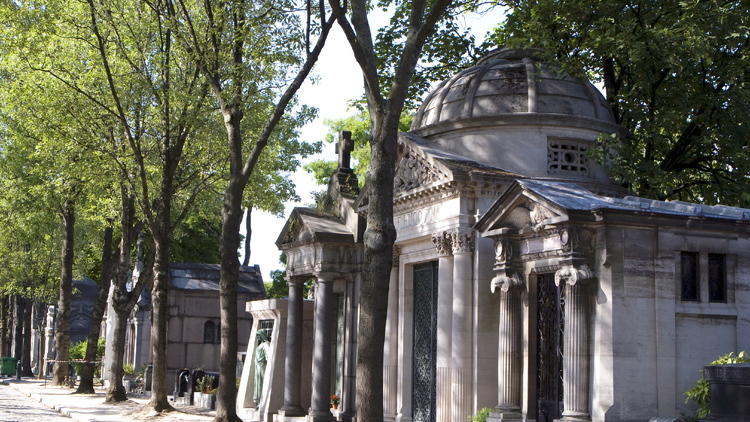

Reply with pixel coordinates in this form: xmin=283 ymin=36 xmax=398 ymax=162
xmin=0 ymin=384 xmax=71 ymax=422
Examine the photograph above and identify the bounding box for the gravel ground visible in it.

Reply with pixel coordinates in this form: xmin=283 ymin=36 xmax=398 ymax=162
xmin=0 ymin=383 xmax=72 ymax=422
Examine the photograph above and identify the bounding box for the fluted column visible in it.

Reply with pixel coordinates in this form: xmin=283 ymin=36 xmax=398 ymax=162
xmin=489 ymin=272 xmax=523 ymax=421
xmin=309 ymin=273 xmax=336 ymax=422
xmin=555 ymin=265 xmax=593 ymax=422
xmin=384 ymin=248 xmax=400 ymax=420
xmin=451 ymin=229 xmax=474 ymax=422
xmin=279 ymin=277 xmax=305 ymax=417
xmin=433 ymin=232 xmax=454 ymax=422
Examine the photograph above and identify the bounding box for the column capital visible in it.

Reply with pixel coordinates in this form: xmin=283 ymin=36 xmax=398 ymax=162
xmin=490 ymin=271 xmax=523 ymax=293
xmin=554 ymin=264 xmax=594 ymax=287
xmin=450 ymin=228 xmax=475 ymax=255
xmin=287 ymin=276 xmax=306 ymax=287
xmin=314 ymin=272 xmax=339 ymax=284
xmin=432 ymin=231 xmax=453 ymax=257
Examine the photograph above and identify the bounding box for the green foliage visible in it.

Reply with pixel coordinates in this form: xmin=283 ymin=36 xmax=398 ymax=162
xmin=123 ymin=364 xmax=135 ymax=376
xmin=470 ymin=408 xmax=492 ymax=422
xmin=684 ymin=351 xmax=749 ymax=418
xmin=196 ymin=375 xmax=217 ymax=394
xmin=265 ymin=270 xmax=290 ymax=299
xmin=372 ymin=1 xmax=498 ymax=110
xmin=495 ymin=0 xmax=750 ymax=207
xmin=305 ymin=111 xmax=413 ymax=187
xmin=68 ymin=338 xmax=105 ymax=375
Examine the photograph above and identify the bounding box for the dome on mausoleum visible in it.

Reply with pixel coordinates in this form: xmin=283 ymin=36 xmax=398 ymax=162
xmin=410 ymin=48 xmax=616 ymax=133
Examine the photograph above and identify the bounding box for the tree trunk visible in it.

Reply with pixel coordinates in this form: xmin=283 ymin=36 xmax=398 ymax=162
xmin=242 ymin=206 xmax=252 ymax=267
xmin=53 ymin=201 xmax=75 ymax=385
xmin=76 ymin=224 xmax=114 ymax=394
xmin=356 ymin=121 xmax=399 ymax=422
xmin=149 ymin=233 xmax=173 ymax=412
xmin=21 ymin=298 xmax=33 ymax=376
xmin=105 ymin=192 xmax=148 ymax=402
xmin=215 ymin=109 xmax=244 ymax=422
xmin=13 ymin=296 xmax=23 ymax=361
xmin=0 ymin=295 xmax=7 ymax=357
xmin=105 ymin=306 xmax=129 ymax=402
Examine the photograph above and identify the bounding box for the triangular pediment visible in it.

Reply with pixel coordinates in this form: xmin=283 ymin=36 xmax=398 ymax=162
xmin=276 ymin=208 xmax=355 ymax=249
xmin=476 ymin=180 xmax=568 ymax=235
xmin=393 ymin=141 xmax=451 ymax=195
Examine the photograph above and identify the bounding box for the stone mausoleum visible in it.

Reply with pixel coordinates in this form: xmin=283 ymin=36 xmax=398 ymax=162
xmin=237 ymin=49 xmax=750 ymax=422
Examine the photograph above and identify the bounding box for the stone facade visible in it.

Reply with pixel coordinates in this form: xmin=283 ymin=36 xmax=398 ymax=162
xmin=113 ymin=262 xmax=265 ymax=391
xmin=250 ymin=48 xmax=750 ymax=422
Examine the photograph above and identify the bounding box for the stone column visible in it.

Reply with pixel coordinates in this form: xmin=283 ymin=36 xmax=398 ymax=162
xmin=43 ymin=305 xmax=55 ymax=377
xmin=489 ymin=272 xmax=523 ymax=421
xmin=451 ymin=229 xmax=474 ymax=422
xmin=279 ymin=277 xmax=306 ymax=417
xmin=309 ymin=273 xmax=336 ymax=422
xmin=342 ymin=272 xmax=360 ymax=421
xmin=432 ymin=232 xmax=454 ymax=422
xmin=132 ymin=309 xmax=145 ymax=371
xmin=555 ymin=265 xmax=593 ymax=422
xmin=383 ymin=248 xmax=400 ymax=420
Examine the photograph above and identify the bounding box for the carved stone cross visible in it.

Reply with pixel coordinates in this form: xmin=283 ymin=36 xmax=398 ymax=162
xmin=337 ymin=130 xmax=353 ymax=169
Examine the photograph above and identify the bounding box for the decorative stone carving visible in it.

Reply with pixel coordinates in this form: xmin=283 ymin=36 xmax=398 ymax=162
xmin=394 ymin=147 xmax=447 ymax=194
xmin=554 ymin=264 xmax=594 ymax=286
xmin=559 ymin=226 xmax=595 ymax=254
xmin=529 ymin=202 xmax=555 ymax=230
xmin=490 ymin=272 xmax=523 ymax=293
xmin=281 ymin=215 xmax=302 ymax=245
xmin=392 ymin=245 xmax=401 ymax=267
xmin=432 ymin=232 xmax=453 ymax=257
xmin=494 ymin=238 xmax=514 ymax=265
xmin=253 ymin=328 xmax=272 ymax=407
xmin=450 ymin=229 xmax=475 ymax=254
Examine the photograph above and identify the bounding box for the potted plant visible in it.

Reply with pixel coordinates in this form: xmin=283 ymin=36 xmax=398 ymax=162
xmin=330 ymin=394 xmax=340 ymax=409
xmin=122 ymin=364 xmax=136 ymax=392
xmin=195 ymin=375 xmax=217 ymax=410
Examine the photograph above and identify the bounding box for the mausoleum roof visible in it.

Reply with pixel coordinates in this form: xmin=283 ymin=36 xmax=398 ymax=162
xmin=275 ymin=207 xmax=355 ymax=249
xmin=169 ymin=262 xmax=265 ymax=294
xmin=518 ymin=180 xmax=750 ymax=221
xmin=410 ymin=48 xmax=616 ymax=133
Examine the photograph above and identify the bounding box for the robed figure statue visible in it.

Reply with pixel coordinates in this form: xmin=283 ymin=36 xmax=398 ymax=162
xmin=253 ymin=328 xmax=271 ymax=407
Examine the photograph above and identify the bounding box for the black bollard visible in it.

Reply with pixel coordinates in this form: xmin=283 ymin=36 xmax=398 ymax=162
xmin=15 ymin=360 xmax=21 ymax=380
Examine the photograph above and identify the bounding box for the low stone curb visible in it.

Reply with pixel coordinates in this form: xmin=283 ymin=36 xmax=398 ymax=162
xmin=6 ymin=381 xmax=83 ymax=422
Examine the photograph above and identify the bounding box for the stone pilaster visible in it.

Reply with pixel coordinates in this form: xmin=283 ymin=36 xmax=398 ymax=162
xmin=451 ymin=229 xmax=474 ymax=422
xmin=489 ymin=272 xmax=524 ymax=422
xmin=279 ymin=277 xmax=306 ymax=417
xmin=384 ymin=248 xmax=400 ymax=420
xmin=432 ymin=232 xmax=453 ymax=422
xmin=554 ymin=265 xmax=594 ymax=422
xmin=308 ymin=273 xmax=336 ymax=422
xmin=132 ymin=309 xmax=146 ymax=371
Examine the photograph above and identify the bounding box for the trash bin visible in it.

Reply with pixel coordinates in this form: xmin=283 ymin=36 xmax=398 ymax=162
xmin=0 ymin=357 xmax=17 ymax=376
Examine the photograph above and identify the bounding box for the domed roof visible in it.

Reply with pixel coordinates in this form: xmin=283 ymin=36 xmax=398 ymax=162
xmin=411 ymin=48 xmax=616 ymax=132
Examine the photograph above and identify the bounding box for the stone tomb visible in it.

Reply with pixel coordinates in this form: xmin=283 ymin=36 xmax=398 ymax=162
xmin=251 ymin=48 xmax=750 ymax=422
xmin=237 ymin=298 xmax=314 ymax=422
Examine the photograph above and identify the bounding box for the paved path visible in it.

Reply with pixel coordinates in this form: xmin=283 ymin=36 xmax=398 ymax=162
xmin=0 ymin=379 xmax=213 ymax=422
xmin=0 ymin=382 xmax=71 ymax=422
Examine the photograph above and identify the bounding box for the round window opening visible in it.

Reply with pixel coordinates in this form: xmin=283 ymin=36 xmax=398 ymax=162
xmin=563 ymin=152 xmax=576 ymax=164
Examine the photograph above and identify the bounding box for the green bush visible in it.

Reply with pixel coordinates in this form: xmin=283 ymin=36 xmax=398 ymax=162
xmin=684 ymin=351 xmax=749 ymax=418
xmin=123 ymin=364 xmax=135 ymax=376
xmin=68 ymin=338 xmax=106 ymax=376
xmin=470 ymin=408 xmax=492 ymax=422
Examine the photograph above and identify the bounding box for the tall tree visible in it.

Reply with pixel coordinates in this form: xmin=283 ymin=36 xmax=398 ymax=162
xmin=496 ymin=0 xmax=750 ymax=206
xmin=168 ymin=1 xmax=336 ymax=419
xmin=75 ymin=223 xmax=114 ymax=394
xmin=325 ymin=0 xmax=463 ymax=419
